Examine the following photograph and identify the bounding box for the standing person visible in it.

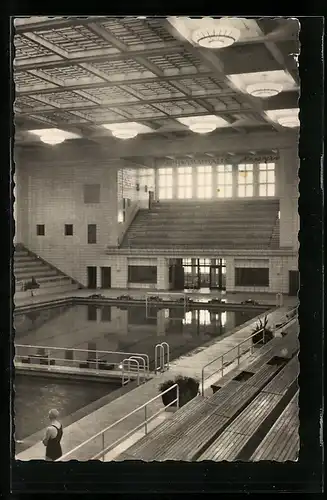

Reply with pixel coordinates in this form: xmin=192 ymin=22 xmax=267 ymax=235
xmin=42 ymin=409 xmax=63 ymax=461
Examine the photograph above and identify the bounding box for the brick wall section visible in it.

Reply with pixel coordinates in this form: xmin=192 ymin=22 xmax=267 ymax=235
xmin=16 ymin=163 xmax=118 ymax=286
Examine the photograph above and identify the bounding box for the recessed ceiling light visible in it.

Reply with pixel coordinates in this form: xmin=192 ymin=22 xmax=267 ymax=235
xmin=191 ymin=17 xmax=240 ymax=49
xmin=246 ymin=82 xmax=283 ymax=98
xmin=28 ymin=128 xmax=80 ymax=145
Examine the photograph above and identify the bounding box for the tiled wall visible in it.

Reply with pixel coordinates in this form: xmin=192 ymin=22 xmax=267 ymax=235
xmin=16 ymin=162 xmax=118 ymax=286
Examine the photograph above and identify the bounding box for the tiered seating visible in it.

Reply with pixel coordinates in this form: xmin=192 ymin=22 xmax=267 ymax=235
xmin=116 ymin=331 xmax=299 ymax=462
xmin=15 ymin=244 xmax=79 ymax=297
xmin=121 ymin=199 xmax=280 ymax=249
xmin=251 ymin=392 xmax=299 ymax=461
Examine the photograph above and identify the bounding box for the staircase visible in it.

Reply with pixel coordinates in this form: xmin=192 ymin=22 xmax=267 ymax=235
xmin=121 ymin=199 xmax=280 ymax=249
xmin=14 ymin=244 xmax=79 ymax=298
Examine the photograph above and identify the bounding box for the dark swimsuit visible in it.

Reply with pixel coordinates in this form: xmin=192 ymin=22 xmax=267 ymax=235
xmin=45 ymin=424 xmax=63 ymax=461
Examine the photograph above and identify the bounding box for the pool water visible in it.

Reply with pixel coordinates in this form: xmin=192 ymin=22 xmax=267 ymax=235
xmin=14 ymin=374 xmax=119 ymax=442
xmin=14 ymin=303 xmax=262 ymax=442
xmin=14 ymin=304 xmax=261 ymax=364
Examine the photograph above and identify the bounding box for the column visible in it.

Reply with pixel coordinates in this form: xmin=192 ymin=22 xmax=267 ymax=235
xmin=225 ymin=257 xmax=235 ymax=292
xmin=278 ymin=148 xmax=299 ymax=249
xmin=157 ymin=257 xmax=169 ymax=290
xmin=112 ymin=256 xmax=128 ymax=288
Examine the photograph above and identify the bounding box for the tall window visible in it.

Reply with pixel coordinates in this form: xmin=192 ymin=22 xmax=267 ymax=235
xmin=138 ymin=168 xmax=155 ymax=191
xmin=217 ymin=165 xmax=233 ymax=198
xmin=158 ymin=168 xmax=173 ymax=199
xmin=177 ymin=167 xmax=192 ymax=199
xmin=196 ymin=166 xmax=212 ymax=198
xmin=259 ymin=163 xmax=275 ymax=196
xmin=238 ymin=164 xmax=253 ymax=197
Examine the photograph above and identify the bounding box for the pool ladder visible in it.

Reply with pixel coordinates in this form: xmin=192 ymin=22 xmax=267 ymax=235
xmin=154 ymin=342 xmax=170 ymax=374
xmin=121 ymin=355 xmax=149 ymax=386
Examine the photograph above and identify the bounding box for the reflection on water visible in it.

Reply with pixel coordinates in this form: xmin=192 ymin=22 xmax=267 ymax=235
xmin=14 ymin=304 xmax=260 ymax=363
xmin=14 ymin=374 xmax=119 ymax=442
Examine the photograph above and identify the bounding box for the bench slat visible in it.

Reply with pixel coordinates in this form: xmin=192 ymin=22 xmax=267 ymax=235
xmin=251 ymin=392 xmax=299 ymax=461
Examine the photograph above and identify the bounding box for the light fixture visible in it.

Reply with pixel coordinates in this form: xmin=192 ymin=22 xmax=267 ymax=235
xmin=111 ymin=129 xmax=138 ymax=140
xmin=277 ymin=115 xmax=300 ymax=128
xmin=40 ymin=135 xmax=65 ymax=145
xmin=102 ymin=122 xmax=153 ymax=140
xmin=188 ymin=122 xmax=217 ymax=134
xmin=191 ymin=18 xmax=240 ymax=49
xmin=177 ymin=115 xmax=229 ymax=135
xmin=29 ymin=128 xmax=80 ymax=145
xmin=246 ymin=81 xmax=283 ymax=98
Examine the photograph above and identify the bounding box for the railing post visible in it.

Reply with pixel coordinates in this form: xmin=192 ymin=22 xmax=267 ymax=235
xmin=263 ymin=328 xmax=265 ymax=345
xmin=201 ymin=368 xmax=205 ymax=397
xmin=95 ymin=351 xmax=98 ymax=373
xmin=102 ymin=432 xmax=105 ymax=462
xmin=144 ymin=405 xmax=148 ymax=435
xmin=176 ymin=384 xmax=180 ymax=409
xmin=237 ymin=344 xmax=240 ymax=365
xmin=221 ymin=355 xmax=224 ymax=377
xmin=47 ymin=349 xmax=50 ymax=369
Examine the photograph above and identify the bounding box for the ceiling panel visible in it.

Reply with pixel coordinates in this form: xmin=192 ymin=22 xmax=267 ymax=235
xmin=99 ymin=18 xmax=176 ymax=47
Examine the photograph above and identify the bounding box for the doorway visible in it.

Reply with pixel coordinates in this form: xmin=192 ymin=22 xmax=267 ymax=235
xmin=210 ymin=259 xmax=226 ymax=290
xmin=101 ymin=267 xmax=111 ymax=289
xmin=87 ymin=266 xmax=97 ymax=289
xmin=288 ymin=270 xmax=299 ymax=296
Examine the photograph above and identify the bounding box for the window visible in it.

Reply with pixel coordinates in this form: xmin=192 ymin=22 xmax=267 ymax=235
xmin=158 ymin=168 xmax=173 ymax=199
xmin=128 ymin=265 xmax=157 ymax=284
xmin=197 ymin=166 xmax=212 ymax=198
xmin=87 ymin=224 xmax=97 ymax=244
xmin=199 ymin=258 xmax=210 ymax=274
xmin=238 ymin=164 xmax=253 ymax=197
xmin=36 ymin=224 xmax=45 ymax=236
xmin=177 ymin=167 xmax=192 ymax=199
xmin=64 ymin=224 xmax=73 ymax=236
xmin=259 ymin=163 xmax=275 ymax=197
xmin=217 ymin=165 xmax=233 ymax=198
xmin=235 ymin=267 xmax=269 ymax=287
xmin=84 ymin=184 xmax=100 ymax=204
xmin=138 ymin=168 xmax=155 ymax=191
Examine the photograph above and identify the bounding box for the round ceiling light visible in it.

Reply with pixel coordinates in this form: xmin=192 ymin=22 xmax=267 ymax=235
xmin=40 ymin=135 xmax=65 ymax=145
xmin=192 ymin=25 xmax=240 ymax=49
xmin=277 ymin=116 xmax=300 ymax=128
xmin=246 ymin=82 xmax=283 ymax=98
xmin=189 ymin=122 xmax=217 ymax=134
xmin=111 ymin=129 xmax=138 ymax=139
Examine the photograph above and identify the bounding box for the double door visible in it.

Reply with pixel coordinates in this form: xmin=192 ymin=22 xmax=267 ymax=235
xmin=87 ymin=266 xmax=111 ymax=289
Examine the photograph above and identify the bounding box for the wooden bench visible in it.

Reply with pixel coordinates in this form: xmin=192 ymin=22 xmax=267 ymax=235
xmin=153 ymin=367 xmax=280 ymax=461
xmin=211 ymin=333 xmax=298 ymax=393
xmin=251 ymin=392 xmax=299 ymax=461
xmin=262 ymin=356 xmax=299 ymax=396
xmin=115 ymin=382 xmax=241 ymax=461
xmin=198 ymin=392 xmax=282 ymax=461
xmin=198 ymin=360 xmax=299 ymax=462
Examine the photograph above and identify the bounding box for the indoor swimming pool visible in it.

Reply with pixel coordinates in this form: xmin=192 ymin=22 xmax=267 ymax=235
xmin=14 ymin=303 xmax=263 ymax=364
xmin=14 ymin=303 xmax=264 ymax=442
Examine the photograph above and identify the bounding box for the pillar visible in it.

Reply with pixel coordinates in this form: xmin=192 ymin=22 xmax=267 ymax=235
xmin=157 ymin=257 xmax=169 ymax=290
xmin=278 ymin=148 xmax=299 ymax=250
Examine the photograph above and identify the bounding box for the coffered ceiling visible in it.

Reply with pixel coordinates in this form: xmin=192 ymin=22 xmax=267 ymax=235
xmin=13 ymin=16 xmax=299 ymax=161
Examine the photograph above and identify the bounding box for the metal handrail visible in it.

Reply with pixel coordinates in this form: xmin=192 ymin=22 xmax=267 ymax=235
xmin=154 ymin=342 xmax=170 ymax=373
xmin=200 ymin=306 xmax=298 ymax=396
xmin=15 ymin=345 xmax=149 ymax=378
xmin=129 ymin=355 xmax=149 ymax=382
xmin=58 ymin=383 xmax=179 ymax=462
xmin=122 ymin=358 xmax=140 ymax=386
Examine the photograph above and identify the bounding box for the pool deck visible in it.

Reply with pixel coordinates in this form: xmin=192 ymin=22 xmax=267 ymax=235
xmin=16 ymin=303 xmax=297 ymax=461
xmin=14 ymin=287 xmax=295 ymax=309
